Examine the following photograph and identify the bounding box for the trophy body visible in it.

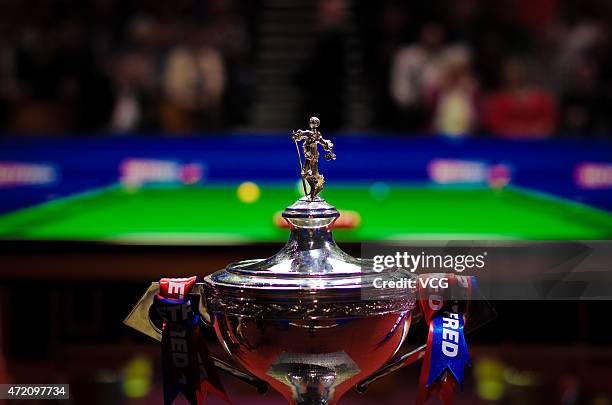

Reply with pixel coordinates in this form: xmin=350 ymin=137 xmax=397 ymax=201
xmin=203 ymin=196 xmax=415 ymax=405
xmin=210 ymin=311 xmax=410 ymax=405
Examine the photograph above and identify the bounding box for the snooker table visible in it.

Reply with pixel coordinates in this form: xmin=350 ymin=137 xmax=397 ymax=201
xmin=1 ymin=183 xmax=611 ymax=242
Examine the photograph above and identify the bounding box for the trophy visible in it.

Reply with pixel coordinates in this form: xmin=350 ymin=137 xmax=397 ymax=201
xmin=124 ymin=118 xmax=473 ymax=405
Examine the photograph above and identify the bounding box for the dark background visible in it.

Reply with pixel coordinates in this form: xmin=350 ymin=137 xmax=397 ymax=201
xmin=0 ymin=0 xmax=611 ymax=136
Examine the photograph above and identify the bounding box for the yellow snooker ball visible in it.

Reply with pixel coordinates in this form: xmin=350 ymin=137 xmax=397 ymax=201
xmin=237 ymin=181 xmax=261 ymax=203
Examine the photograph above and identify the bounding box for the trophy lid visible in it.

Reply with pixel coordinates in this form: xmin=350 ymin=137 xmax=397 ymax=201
xmin=206 ymin=196 xmax=361 ymax=287
xmin=203 ymin=196 xmax=414 ymax=318
xmin=202 ymin=118 xmax=414 ymax=319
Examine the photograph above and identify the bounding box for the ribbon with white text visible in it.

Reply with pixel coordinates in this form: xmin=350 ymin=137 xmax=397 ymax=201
xmin=155 ymin=276 xmax=229 ymax=405
xmin=416 ymin=274 xmax=473 ymax=405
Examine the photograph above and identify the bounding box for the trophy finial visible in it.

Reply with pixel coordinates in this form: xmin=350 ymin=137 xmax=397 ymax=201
xmin=309 ymin=116 xmax=320 ymax=129
xmin=291 ymin=117 xmax=336 ymax=200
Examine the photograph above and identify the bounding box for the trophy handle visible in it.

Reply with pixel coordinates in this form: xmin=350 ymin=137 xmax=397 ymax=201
xmin=124 ymin=282 xmax=269 ymax=394
xmin=355 ymin=344 xmax=427 ymax=393
xmin=355 ymin=309 xmax=426 ymax=393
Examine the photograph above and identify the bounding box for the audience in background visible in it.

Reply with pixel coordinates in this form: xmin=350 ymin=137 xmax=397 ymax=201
xmin=483 ymin=58 xmax=558 ymax=138
xmin=430 ymin=47 xmax=479 ymax=137
xmin=161 ymin=26 xmax=226 ymax=132
xmin=389 ymin=23 xmax=478 ymax=135
xmin=110 ymin=51 xmax=157 ymax=132
xmin=560 ymin=57 xmax=611 ymax=136
xmin=110 ymin=16 xmax=159 ymax=132
xmin=363 ymin=0 xmax=612 ymax=137
xmin=0 ymin=0 xmax=253 ymax=134
xmin=0 ymin=0 xmax=611 ymax=137
xmin=389 ymin=23 xmax=452 ymax=131
xmin=207 ymin=0 xmax=253 ymax=125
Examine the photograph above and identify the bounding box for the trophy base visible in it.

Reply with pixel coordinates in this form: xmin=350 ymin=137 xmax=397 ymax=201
xmin=287 ymin=364 xmax=336 ymax=405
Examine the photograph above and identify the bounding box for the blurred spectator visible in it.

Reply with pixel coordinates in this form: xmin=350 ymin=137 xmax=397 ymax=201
xmin=110 ymin=16 xmax=160 ymax=132
xmin=207 ymin=0 xmax=253 ymax=125
xmin=430 ymin=48 xmax=479 ymax=137
xmin=110 ymin=50 xmax=156 ymax=132
xmin=553 ymin=20 xmax=603 ymax=91
xmin=389 ymin=23 xmax=450 ymax=131
xmin=10 ymin=24 xmax=70 ymax=132
xmin=559 ymin=57 xmax=611 ymax=136
xmin=160 ymin=26 xmax=226 ymax=133
xmin=297 ymin=0 xmax=347 ymax=131
xmin=483 ymin=58 xmax=558 ymax=138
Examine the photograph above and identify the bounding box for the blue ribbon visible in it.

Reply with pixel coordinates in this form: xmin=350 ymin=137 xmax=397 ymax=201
xmin=154 ymin=294 xmax=204 ymax=405
xmin=427 ymin=313 xmax=471 ymax=388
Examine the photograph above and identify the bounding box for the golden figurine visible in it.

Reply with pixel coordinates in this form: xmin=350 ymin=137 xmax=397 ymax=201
xmin=291 ymin=117 xmax=336 ymax=200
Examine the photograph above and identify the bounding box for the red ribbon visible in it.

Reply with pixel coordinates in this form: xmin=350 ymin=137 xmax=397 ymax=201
xmin=416 ymin=274 xmax=473 ymax=405
xmin=155 ymin=276 xmax=229 ymax=405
